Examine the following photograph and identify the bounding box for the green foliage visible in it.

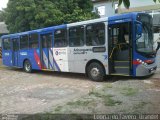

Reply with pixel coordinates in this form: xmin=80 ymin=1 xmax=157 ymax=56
xmin=4 ymin=0 xmax=160 ymax=33
xmin=0 ymin=10 xmax=5 ymax=22
xmin=4 ymin=0 xmax=98 ymax=33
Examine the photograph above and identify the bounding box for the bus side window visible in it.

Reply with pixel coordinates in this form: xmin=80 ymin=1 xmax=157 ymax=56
xmin=20 ymin=35 xmax=29 ymax=50
xmin=86 ymin=23 xmax=105 ymax=46
xmin=41 ymin=33 xmax=52 ymax=48
xmin=29 ymin=33 xmax=39 ymax=49
xmin=54 ymin=29 xmax=67 ymax=48
xmin=3 ymin=38 xmax=11 ymax=50
xmin=113 ymin=28 xmax=119 ymax=45
xmin=69 ymin=26 xmax=84 ymax=47
xmin=12 ymin=38 xmax=19 ymax=51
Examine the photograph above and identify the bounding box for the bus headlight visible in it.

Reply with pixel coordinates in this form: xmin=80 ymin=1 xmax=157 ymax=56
xmin=136 ymin=59 xmax=148 ymax=66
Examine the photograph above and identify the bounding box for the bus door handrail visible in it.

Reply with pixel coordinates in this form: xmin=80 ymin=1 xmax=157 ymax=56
xmin=109 ymin=43 xmax=129 ymax=59
xmin=109 ymin=47 xmax=116 ymax=59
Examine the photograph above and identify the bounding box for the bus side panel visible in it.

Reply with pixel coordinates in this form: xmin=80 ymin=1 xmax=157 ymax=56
xmin=67 ymin=22 xmax=109 ymax=74
xmin=2 ymin=50 xmax=13 ymax=67
xmin=18 ymin=50 xmax=29 ymax=68
xmin=33 ymin=49 xmax=42 ymax=70
xmin=53 ymin=48 xmax=69 ymax=72
xmin=28 ymin=49 xmax=41 ymax=70
xmin=67 ymin=46 xmax=108 ymax=74
xmin=18 ymin=49 xmax=41 ymax=70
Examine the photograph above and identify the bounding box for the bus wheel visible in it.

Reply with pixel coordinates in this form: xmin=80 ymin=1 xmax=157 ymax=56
xmin=24 ymin=60 xmax=32 ymax=73
xmin=87 ymin=62 xmax=105 ymax=82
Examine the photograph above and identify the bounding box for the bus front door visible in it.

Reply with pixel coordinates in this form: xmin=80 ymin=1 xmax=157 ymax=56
xmin=12 ymin=38 xmax=19 ymax=67
xmin=40 ymin=33 xmax=54 ymax=70
xmin=108 ymin=22 xmax=132 ymax=76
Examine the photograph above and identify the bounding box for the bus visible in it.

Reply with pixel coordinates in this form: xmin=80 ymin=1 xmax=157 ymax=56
xmin=1 ymin=12 xmax=157 ymax=81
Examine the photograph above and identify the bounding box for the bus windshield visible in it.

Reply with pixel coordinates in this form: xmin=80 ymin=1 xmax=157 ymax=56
xmin=136 ymin=14 xmax=154 ymax=55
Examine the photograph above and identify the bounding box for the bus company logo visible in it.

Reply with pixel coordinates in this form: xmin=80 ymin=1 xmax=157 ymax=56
xmin=55 ymin=51 xmax=59 ymax=55
xmin=73 ymin=48 xmax=92 ymax=55
xmin=20 ymin=52 xmax=27 ymax=56
xmin=103 ymin=54 xmax=108 ymax=60
xmin=55 ymin=51 xmax=66 ymax=56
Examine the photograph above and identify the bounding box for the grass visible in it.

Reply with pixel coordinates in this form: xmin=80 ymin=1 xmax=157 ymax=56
xmin=133 ymin=102 xmax=148 ymax=110
xmin=89 ymin=90 xmax=106 ymax=98
xmin=104 ymin=83 xmax=113 ymax=89
xmin=67 ymin=100 xmax=91 ymax=107
xmin=89 ymin=90 xmax=122 ymax=106
xmin=121 ymin=87 xmax=138 ymax=96
xmin=54 ymin=106 xmax=63 ymax=112
xmin=53 ymin=85 xmax=123 ymax=113
xmin=104 ymin=96 xmax=122 ymax=106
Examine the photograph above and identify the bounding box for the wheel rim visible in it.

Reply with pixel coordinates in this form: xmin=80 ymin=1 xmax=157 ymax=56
xmin=25 ymin=62 xmax=31 ymax=71
xmin=90 ymin=68 xmax=100 ymax=77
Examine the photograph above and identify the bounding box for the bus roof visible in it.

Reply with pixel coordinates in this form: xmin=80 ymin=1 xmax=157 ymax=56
xmin=108 ymin=12 xmax=139 ymax=21
xmin=1 ymin=12 xmax=141 ymax=39
xmin=1 ymin=24 xmax=66 ymax=39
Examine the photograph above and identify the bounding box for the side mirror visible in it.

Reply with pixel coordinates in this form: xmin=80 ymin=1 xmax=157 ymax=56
xmin=156 ymin=42 xmax=160 ymax=52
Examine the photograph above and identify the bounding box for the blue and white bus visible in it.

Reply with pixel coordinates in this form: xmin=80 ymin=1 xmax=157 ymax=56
xmin=1 ymin=12 xmax=157 ymax=81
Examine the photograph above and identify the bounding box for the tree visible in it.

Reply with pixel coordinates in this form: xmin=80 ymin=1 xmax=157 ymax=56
xmin=115 ymin=0 xmax=160 ymax=9
xmin=4 ymin=0 xmax=98 ymax=33
xmin=0 ymin=10 xmax=5 ymax=22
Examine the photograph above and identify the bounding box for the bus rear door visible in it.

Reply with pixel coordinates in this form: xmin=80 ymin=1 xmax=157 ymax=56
xmin=40 ymin=32 xmax=54 ymax=70
xmin=12 ymin=38 xmax=20 ymax=67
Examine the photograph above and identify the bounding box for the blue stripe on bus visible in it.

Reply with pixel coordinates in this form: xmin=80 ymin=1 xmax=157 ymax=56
xmin=53 ymin=56 xmax=61 ymax=71
xmin=49 ymin=49 xmax=54 ymax=70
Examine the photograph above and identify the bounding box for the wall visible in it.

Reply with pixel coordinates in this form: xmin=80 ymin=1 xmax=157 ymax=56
xmin=93 ymin=1 xmax=115 ymax=17
xmin=119 ymin=0 xmax=160 ymax=13
xmin=0 ymin=22 xmax=9 ymax=47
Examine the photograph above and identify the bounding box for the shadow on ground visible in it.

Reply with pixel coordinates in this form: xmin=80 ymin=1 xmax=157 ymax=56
xmin=1 ymin=66 xmax=155 ymax=83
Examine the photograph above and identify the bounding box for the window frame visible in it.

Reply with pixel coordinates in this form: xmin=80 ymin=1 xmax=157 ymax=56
xmin=3 ymin=38 xmax=11 ymax=50
xmin=86 ymin=22 xmax=106 ymax=46
xmin=41 ymin=33 xmax=53 ymax=48
xmin=29 ymin=33 xmax=39 ymax=49
xmin=20 ymin=34 xmax=29 ymax=50
xmin=12 ymin=38 xmax=19 ymax=51
xmin=54 ymin=28 xmax=68 ymax=48
xmin=69 ymin=25 xmax=85 ymax=47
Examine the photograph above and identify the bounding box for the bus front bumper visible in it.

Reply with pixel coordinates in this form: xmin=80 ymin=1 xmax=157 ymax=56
xmin=136 ymin=63 xmax=157 ymax=76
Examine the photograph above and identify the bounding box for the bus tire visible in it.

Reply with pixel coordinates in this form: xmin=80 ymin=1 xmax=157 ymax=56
xmin=87 ymin=62 xmax=105 ymax=82
xmin=24 ymin=60 xmax=32 ymax=73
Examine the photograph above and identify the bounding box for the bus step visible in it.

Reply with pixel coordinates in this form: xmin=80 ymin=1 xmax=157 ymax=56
xmin=114 ymin=67 xmax=130 ymax=75
xmin=110 ymin=73 xmax=130 ymax=76
xmin=115 ymin=66 xmax=129 ymax=69
xmin=114 ymin=61 xmax=130 ymax=67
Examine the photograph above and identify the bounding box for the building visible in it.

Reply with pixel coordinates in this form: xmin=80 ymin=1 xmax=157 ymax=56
xmin=0 ymin=22 xmax=9 ymax=47
xmin=92 ymin=0 xmax=117 ymax=17
xmin=92 ymin=0 xmax=160 ymax=41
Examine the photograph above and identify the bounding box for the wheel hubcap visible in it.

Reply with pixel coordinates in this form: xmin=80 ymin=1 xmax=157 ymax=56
xmin=25 ymin=63 xmax=30 ymax=71
xmin=91 ymin=68 xmax=100 ymax=77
